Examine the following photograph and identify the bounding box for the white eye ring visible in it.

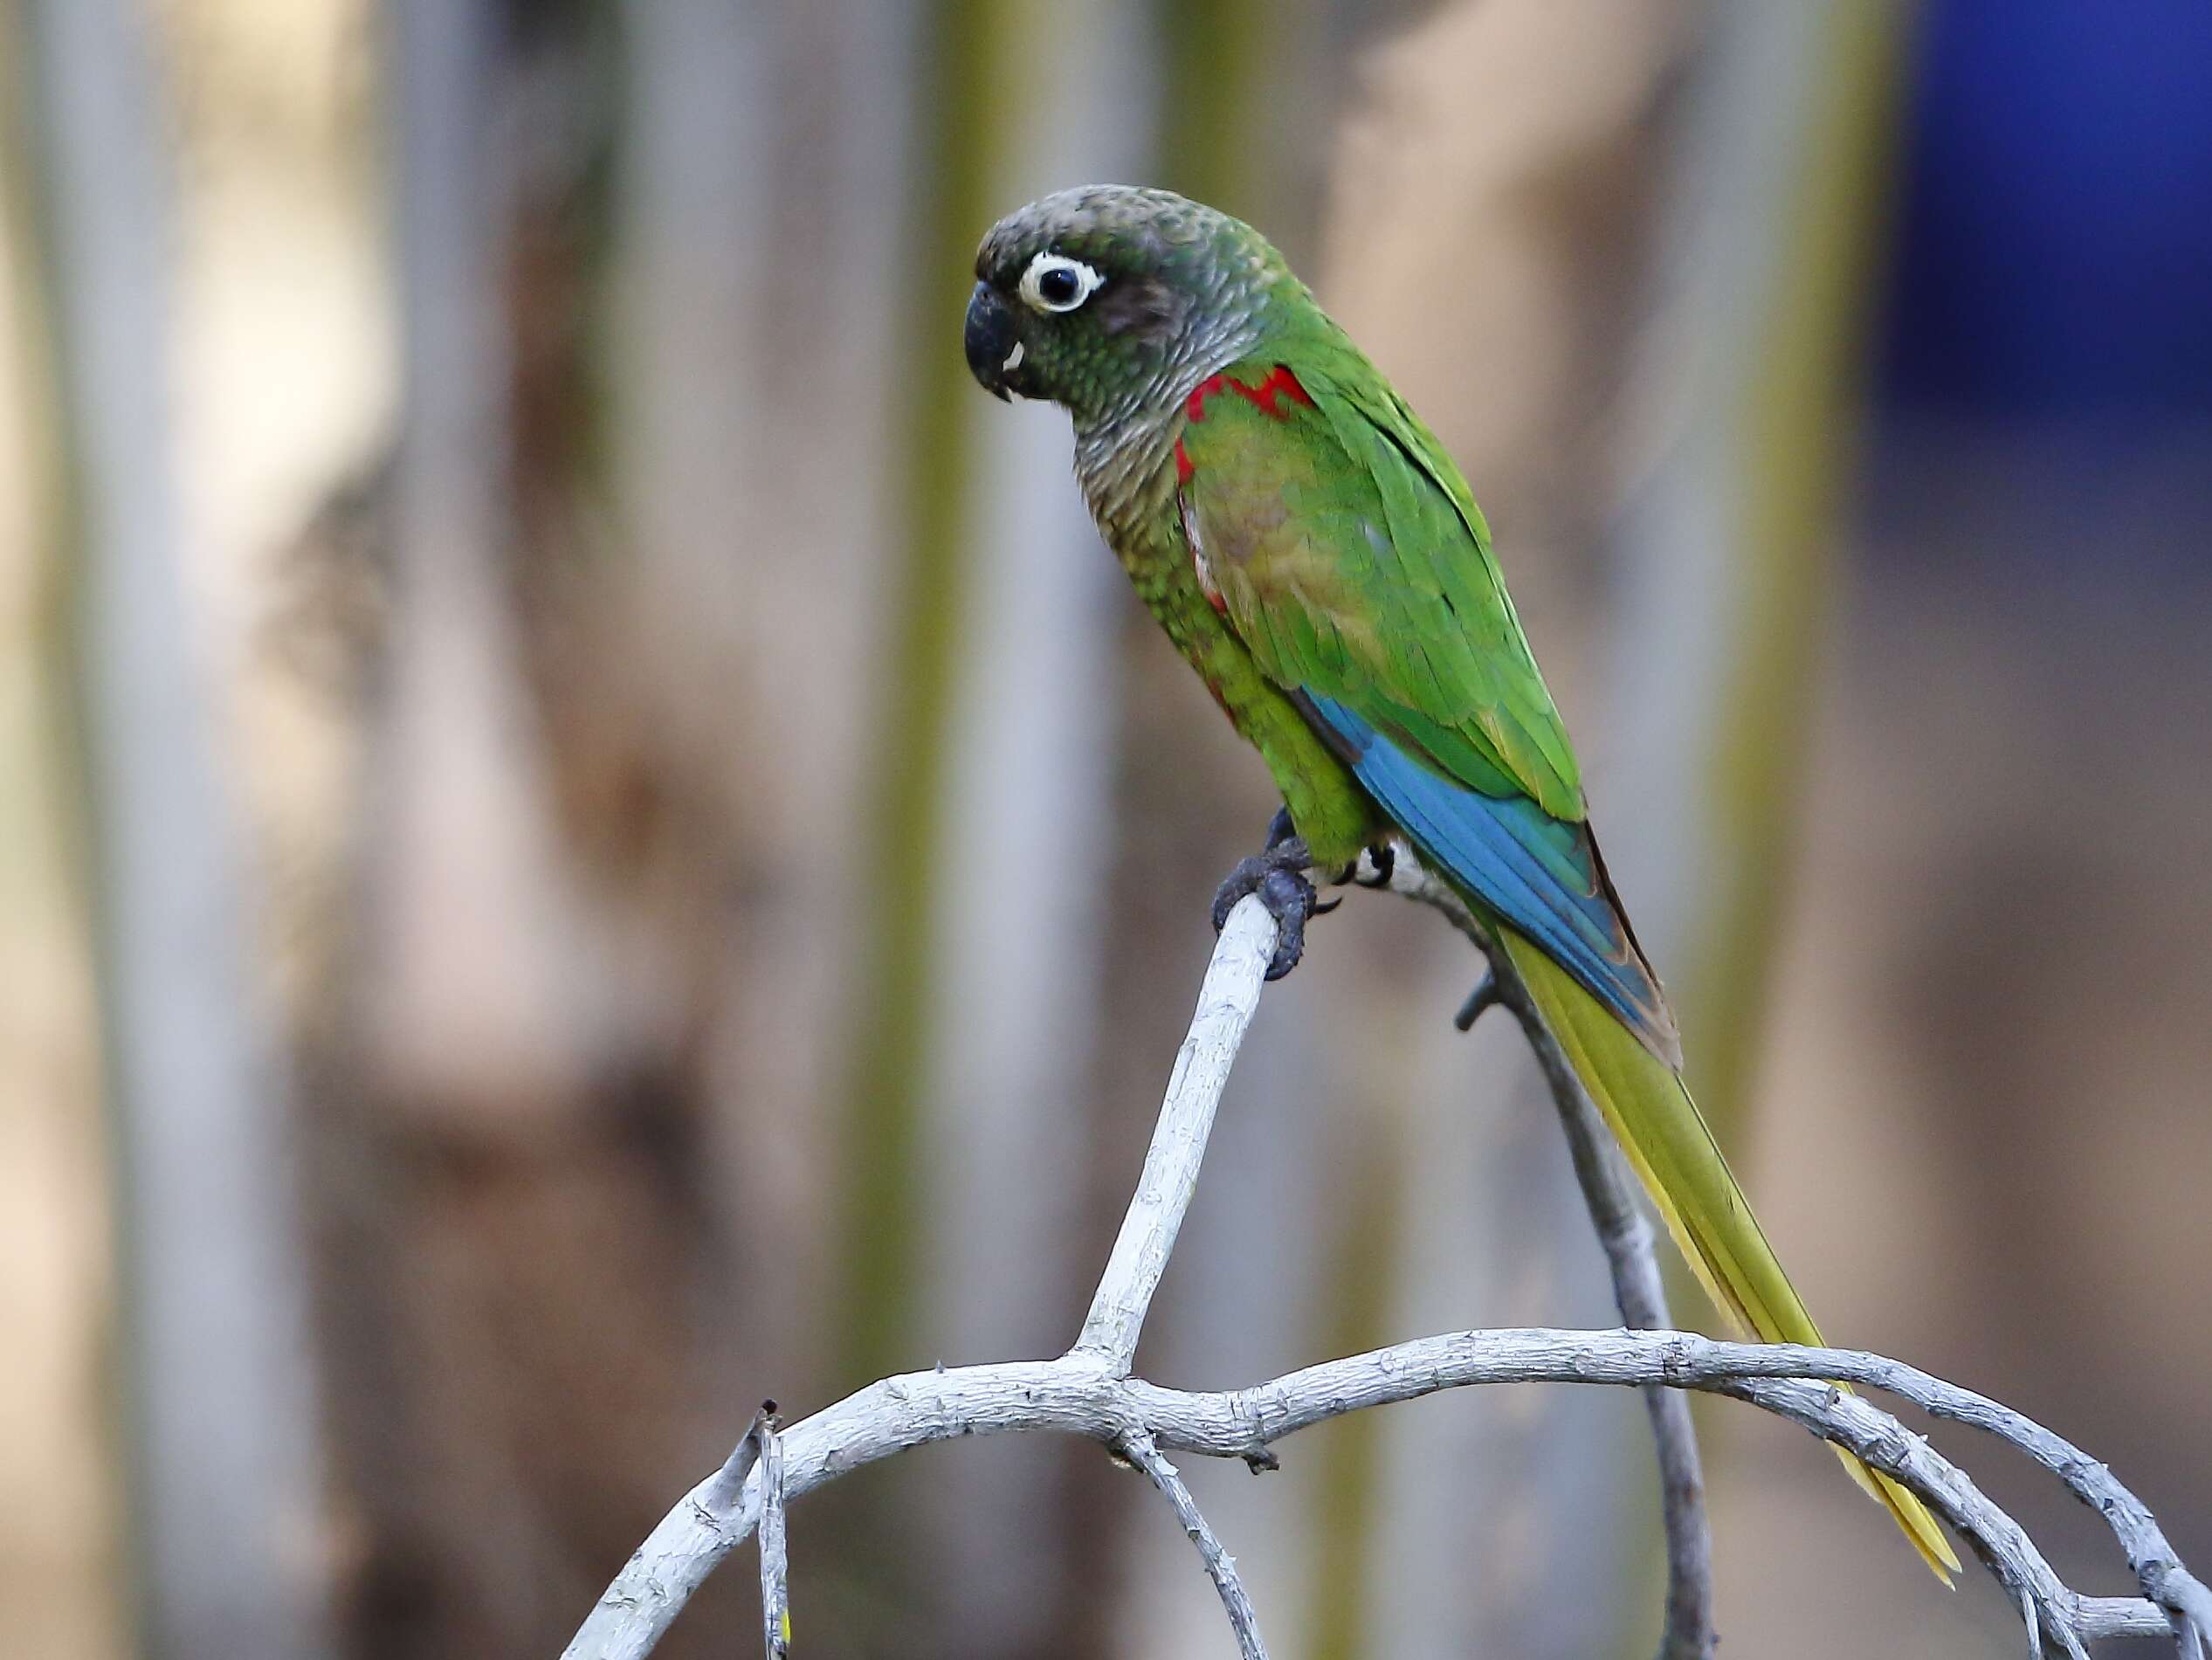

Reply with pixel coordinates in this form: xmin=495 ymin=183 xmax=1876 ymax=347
xmin=1019 ymin=251 xmax=1105 ymax=314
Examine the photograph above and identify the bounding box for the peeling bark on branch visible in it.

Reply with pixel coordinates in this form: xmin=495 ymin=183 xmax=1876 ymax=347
xmin=563 ymin=898 xmax=2209 ymax=1660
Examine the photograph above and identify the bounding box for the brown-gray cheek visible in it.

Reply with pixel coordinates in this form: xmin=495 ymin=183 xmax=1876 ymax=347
xmin=1094 ymin=276 xmax=1189 ymax=345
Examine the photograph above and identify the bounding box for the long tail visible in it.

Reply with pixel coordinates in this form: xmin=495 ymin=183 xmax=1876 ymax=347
xmin=1499 ymin=928 xmax=1960 ymax=1581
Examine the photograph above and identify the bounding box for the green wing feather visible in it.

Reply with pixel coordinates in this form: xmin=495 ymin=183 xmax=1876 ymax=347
xmin=1181 ymin=347 xmax=1583 ymax=821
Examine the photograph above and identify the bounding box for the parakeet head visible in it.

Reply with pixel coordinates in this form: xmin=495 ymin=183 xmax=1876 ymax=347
xmin=966 ymin=185 xmax=1294 ymax=426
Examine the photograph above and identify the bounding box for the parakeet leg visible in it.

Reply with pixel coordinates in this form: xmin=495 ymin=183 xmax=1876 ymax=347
xmin=1272 ymin=805 xmax=1356 ymax=915
xmin=1210 ymin=827 xmax=1321 ymax=982
xmin=1273 ymin=803 xmax=1400 ymax=892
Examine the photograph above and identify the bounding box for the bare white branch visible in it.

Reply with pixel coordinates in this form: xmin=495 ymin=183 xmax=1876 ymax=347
xmin=562 ymin=893 xmax=2208 ymax=1660
xmin=1120 ymin=1431 xmax=1269 ymax=1660
xmin=566 ymin=1330 xmax=2203 ymax=1660
xmin=752 ymin=1410 xmax=788 ymax=1659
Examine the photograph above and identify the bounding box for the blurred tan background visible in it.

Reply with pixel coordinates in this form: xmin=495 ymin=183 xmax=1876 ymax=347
xmin=2 ymin=2 xmax=2207 ymax=1657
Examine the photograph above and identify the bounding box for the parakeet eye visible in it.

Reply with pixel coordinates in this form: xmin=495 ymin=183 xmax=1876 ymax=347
xmin=1020 ymin=251 xmax=1104 ymax=314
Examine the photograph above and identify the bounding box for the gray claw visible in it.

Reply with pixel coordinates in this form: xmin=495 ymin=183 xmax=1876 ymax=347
xmin=1255 ymin=867 xmax=1316 ymax=981
xmin=1211 ymin=830 xmax=1321 ymax=981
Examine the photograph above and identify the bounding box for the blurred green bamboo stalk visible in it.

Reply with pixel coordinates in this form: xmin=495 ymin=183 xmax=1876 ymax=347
xmin=913 ymin=3 xmax=1147 ymax=1652
xmin=1299 ymin=1106 xmax=1402 ymax=1660
xmin=1690 ymin=2 xmax=1913 ymax=1116
xmin=18 ymin=3 xmax=330 ymax=1655
xmin=0 ymin=14 xmax=127 ymax=1657
xmin=837 ymin=0 xmax=1022 ymax=1386
xmin=1608 ymin=0 xmax=1915 ymax=1127
xmin=1155 ymin=0 xmax=1273 ymax=217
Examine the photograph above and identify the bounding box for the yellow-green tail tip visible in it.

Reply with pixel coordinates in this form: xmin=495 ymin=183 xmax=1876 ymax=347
xmin=1498 ymin=932 xmax=1960 ymax=1585
xmin=1857 ymin=1453 xmax=1960 ymax=1582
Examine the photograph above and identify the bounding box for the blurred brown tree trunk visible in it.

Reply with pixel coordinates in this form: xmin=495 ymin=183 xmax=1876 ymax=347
xmin=608 ymin=2 xmax=941 ymax=1653
xmin=291 ymin=3 xmax=968 ymax=1654
xmin=305 ymin=5 xmax=737 ymax=1654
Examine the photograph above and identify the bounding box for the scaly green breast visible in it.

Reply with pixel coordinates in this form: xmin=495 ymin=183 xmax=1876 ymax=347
xmin=1104 ymin=492 xmax=1382 ymax=869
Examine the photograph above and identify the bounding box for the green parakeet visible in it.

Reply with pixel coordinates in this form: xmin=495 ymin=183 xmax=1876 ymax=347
xmin=964 ymin=183 xmax=1956 ymax=1581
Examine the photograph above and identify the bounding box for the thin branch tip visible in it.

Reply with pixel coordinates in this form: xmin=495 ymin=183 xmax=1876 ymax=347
xmin=753 ymin=1413 xmax=789 ymax=1660
xmin=1123 ymin=1431 xmax=1271 ymax=1660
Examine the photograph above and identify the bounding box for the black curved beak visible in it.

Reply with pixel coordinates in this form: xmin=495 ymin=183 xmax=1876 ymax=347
xmin=965 ymin=282 xmax=1016 ymax=401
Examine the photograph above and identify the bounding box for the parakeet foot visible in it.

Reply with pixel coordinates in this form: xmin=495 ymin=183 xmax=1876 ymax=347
xmin=1210 ymin=832 xmax=1320 ymax=982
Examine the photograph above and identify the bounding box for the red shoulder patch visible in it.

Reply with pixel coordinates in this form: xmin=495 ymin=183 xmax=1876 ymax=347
xmin=1234 ymin=365 xmax=1313 ymax=419
xmin=1184 ymin=366 xmax=1313 ymax=427
xmin=1186 ymin=373 xmax=1228 ymax=422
